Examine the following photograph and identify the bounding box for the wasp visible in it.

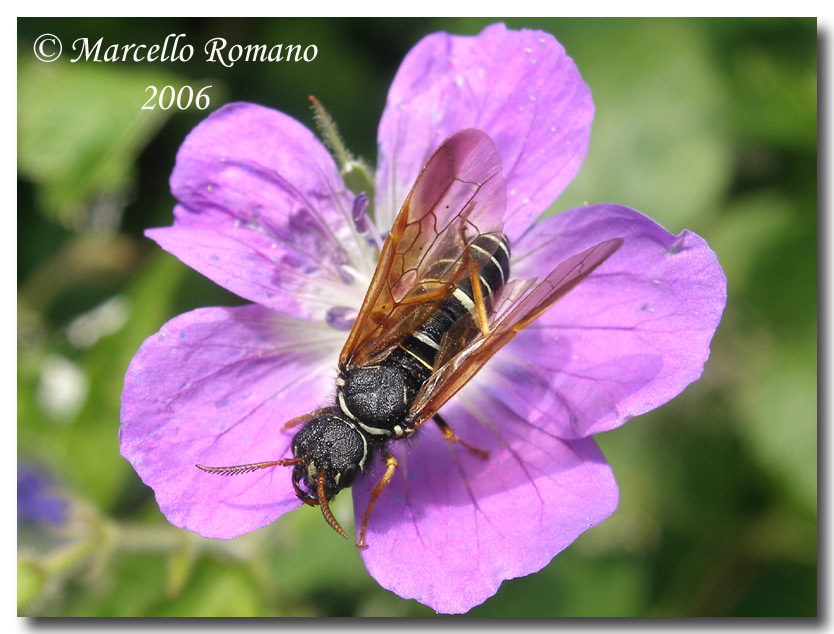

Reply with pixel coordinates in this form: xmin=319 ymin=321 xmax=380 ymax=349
xmin=197 ymin=128 xmax=623 ymax=548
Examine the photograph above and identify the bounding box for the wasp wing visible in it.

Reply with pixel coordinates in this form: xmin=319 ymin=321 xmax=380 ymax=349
xmin=340 ymin=129 xmax=506 ymax=368
xmin=407 ymin=237 xmax=625 ymax=428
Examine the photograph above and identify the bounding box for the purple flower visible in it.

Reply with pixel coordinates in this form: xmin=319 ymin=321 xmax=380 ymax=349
xmin=18 ymin=464 xmax=68 ymax=527
xmin=120 ymin=24 xmax=726 ymax=614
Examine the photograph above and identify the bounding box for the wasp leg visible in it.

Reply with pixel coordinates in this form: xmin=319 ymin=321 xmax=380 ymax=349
xmin=433 ymin=413 xmax=489 ymax=460
xmin=455 ymin=221 xmax=492 ymax=338
xmin=358 ymin=453 xmax=398 ymax=549
xmin=397 ymin=284 xmax=452 ymax=305
xmin=468 ymin=256 xmax=490 ymax=338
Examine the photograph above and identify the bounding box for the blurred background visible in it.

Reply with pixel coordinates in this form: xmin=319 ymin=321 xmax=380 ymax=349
xmin=17 ymin=17 xmax=816 ymax=616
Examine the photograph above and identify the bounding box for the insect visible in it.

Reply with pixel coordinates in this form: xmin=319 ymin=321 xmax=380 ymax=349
xmin=197 ymin=128 xmax=623 ymax=548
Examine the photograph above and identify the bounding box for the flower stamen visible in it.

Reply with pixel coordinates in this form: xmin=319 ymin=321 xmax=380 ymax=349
xmin=352 ymin=192 xmax=385 ymax=253
xmin=325 ymin=306 xmax=358 ymax=331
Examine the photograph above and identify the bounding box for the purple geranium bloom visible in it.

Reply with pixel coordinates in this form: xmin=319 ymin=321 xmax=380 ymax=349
xmin=120 ymin=23 xmax=726 ymax=614
xmin=18 ymin=464 xmax=68 ymax=527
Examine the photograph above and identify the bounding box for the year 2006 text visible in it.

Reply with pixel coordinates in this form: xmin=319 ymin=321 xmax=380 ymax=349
xmin=142 ymin=85 xmax=213 ymax=111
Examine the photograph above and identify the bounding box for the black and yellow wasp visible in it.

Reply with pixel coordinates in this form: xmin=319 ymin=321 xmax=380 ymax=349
xmin=197 ymin=128 xmax=622 ymax=547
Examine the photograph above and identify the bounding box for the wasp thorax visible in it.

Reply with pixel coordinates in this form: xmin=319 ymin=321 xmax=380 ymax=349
xmin=340 ymin=365 xmax=409 ymax=429
xmin=290 ymin=410 xmax=367 ymax=500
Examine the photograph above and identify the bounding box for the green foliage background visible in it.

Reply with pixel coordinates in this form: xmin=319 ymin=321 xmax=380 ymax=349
xmin=17 ymin=17 xmax=816 ymax=617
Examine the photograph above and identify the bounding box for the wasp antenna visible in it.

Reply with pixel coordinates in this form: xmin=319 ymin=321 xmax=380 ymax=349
xmin=195 ymin=458 xmax=302 ymax=475
xmin=317 ymin=471 xmax=348 ymax=540
xmin=281 ymin=410 xmax=320 ymax=431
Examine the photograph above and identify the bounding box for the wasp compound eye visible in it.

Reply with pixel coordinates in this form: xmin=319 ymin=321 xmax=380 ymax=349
xmin=339 ymin=464 xmax=360 ymax=488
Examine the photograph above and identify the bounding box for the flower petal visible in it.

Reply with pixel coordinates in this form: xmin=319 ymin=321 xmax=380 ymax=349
xmin=149 ymin=102 xmax=370 ymax=320
xmin=483 ymin=204 xmax=727 ymax=439
xmin=119 ymin=304 xmax=342 ymax=538
xmin=355 ymin=399 xmax=618 ymax=614
xmin=376 ymin=23 xmax=593 ymax=239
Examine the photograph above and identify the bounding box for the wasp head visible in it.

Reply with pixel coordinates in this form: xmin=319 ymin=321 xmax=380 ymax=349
xmin=289 ymin=409 xmax=370 ymax=538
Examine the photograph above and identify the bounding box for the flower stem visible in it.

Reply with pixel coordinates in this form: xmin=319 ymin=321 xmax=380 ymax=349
xmin=308 ymin=96 xmax=375 ymax=207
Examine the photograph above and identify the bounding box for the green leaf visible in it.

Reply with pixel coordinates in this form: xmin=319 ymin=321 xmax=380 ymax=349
xmin=736 ymin=331 xmax=817 ymax=514
xmin=552 ymin=19 xmax=733 ymax=230
xmin=18 ymin=558 xmax=47 ymax=613
xmin=64 ymin=252 xmax=188 ymax=507
xmin=727 ymin=34 xmax=817 ymax=148
xmin=62 ymin=551 xmax=169 ymax=617
xmin=17 ymin=52 xmax=181 ymax=228
xmin=152 ymin=561 xmax=264 ymax=617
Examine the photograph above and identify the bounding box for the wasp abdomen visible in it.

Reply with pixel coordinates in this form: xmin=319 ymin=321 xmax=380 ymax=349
xmin=397 ymin=233 xmax=511 ymax=373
